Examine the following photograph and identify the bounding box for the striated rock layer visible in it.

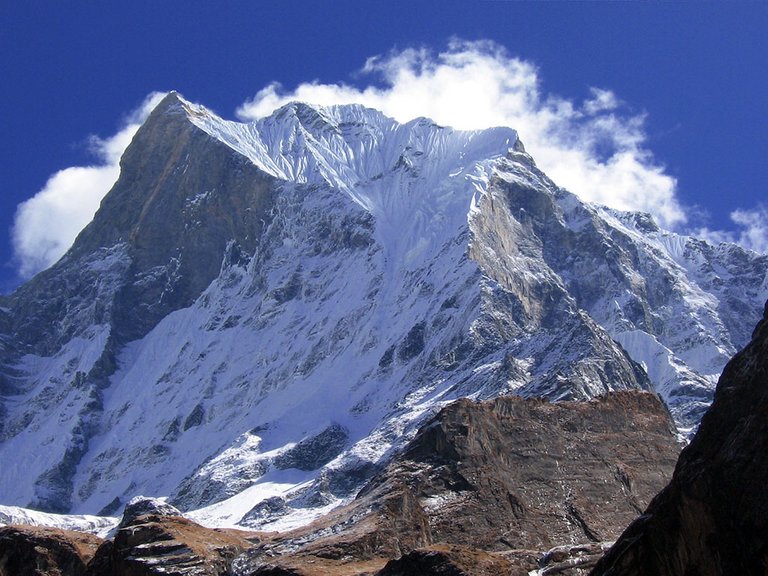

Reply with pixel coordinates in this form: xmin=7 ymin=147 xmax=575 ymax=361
xmin=231 ymin=390 xmax=680 ymax=574
xmin=0 ymin=496 xmax=257 ymax=576
xmin=591 ymin=301 xmax=768 ymax=575
xmin=88 ymin=514 xmax=254 ymax=576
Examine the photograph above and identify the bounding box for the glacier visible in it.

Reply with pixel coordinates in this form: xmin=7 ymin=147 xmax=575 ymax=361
xmin=0 ymin=92 xmax=765 ymax=531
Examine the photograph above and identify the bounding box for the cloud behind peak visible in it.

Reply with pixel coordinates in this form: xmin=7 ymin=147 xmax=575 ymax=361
xmin=238 ymin=40 xmax=685 ymax=228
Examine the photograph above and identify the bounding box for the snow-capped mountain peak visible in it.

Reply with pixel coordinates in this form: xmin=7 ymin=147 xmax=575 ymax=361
xmin=0 ymin=92 xmax=765 ymax=531
xmin=177 ymin=93 xmax=520 ymax=211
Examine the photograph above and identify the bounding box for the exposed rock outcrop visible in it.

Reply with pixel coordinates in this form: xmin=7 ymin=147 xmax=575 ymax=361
xmin=0 ymin=508 xmax=256 ymax=576
xmin=115 ymin=496 xmax=182 ymax=530
xmin=591 ymin=301 xmax=768 ymax=575
xmin=89 ymin=512 xmax=254 ymax=576
xmin=232 ymin=390 xmax=680 ymax=574
xmin=360 ymin=390 xmax=679 ymax=553
xmin=0 ymin=524 xmax=103 ymax=576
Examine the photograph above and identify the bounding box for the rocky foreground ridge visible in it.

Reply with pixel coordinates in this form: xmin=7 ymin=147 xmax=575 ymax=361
xmin=1 ymin=389 xmax=679 ymax=575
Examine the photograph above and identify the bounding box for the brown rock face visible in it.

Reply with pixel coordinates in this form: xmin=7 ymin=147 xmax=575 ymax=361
xmin=88 ymin=513 xmax=254 ymax=576
xmin=591 ymin=301 xmax=768 ymax=576
xmin=361 ymin=390 xmax=680 ymax=553
xmin=0 ymin=513 xmax=255 ymax=576
xmin=234 ymin=391 xmax=680 ymax=574
xmin=0 ymin=524 xmax=103 ymax=576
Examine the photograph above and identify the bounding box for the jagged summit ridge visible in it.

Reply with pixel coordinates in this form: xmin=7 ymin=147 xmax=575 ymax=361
xmin=0 ymin=92 xmax=765 ymax=529
xmin=175 ymin=92 xmax=519 ymax=199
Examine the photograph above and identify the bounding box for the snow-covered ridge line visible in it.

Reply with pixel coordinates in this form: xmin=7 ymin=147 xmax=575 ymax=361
xmin=176 ymin=94 xmax=519 ymax=202
xmin=0 ymin=504 xmax=117 ymax=538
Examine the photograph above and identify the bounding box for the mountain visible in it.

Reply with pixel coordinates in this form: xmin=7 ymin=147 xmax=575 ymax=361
xmin=590 ymin=301 xmax=768 ymax=575
xmin=0 ymin=92 xmax=765 ymax=527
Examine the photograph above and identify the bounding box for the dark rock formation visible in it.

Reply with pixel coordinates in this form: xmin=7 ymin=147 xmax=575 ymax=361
xmin=89 ymin=512 xmax=254 ymax=576
xmin=6 ymin=92 xmax=277 ymax=357
xmin=273 ymin=423 xmax=349 ymax=472
xmin=359 ymin=390 xmax=680 ymax=553
xmin=376 ymin=544 xmax=518 ymax=576
xmin=232 ymin=391 xmax=680 ymax=574
xmin=536 ymin=542 xmax=613 ymax=575
xmin=591 ymin=301 xmax=768 ymax=575
xmin=0 ymin=524 xmax=103 ymax=576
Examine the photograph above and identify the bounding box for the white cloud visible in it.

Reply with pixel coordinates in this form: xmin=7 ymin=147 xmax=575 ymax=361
xmin=695 ymin=206 xmax=768 ymax=254
xmin=12 ymin=92 xmax=165 ymax=279
xmin=731 ymin=208 xmax=768 ymax=253
xmin=237 ymin=40 xmax=685 ymax=228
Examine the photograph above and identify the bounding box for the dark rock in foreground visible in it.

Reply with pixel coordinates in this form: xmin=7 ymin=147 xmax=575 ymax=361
xmin=376 ymin=544 xmax=518 ymax=576
xmin=0 ymin=511 xmax=256 ymax=576
xmin=591 ymin=301 xmax=768 ymax=576
xmin=0 ymin=524 xmax=102 ymax=576
xmin=90 ymin=511 xmax=254 ymax=576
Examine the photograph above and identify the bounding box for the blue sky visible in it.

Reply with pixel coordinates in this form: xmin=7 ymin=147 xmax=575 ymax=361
xmin=2 ymin=1 xmax=766 ymax=292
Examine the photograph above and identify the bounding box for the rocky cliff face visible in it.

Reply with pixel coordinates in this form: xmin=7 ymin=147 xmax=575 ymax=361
xmin=231 ymin=390 xmax=679 ymax=574
xmin=591 ymin=301 xmax=768 ymax=575
xmin=0 ymin=93 xmax=278 ymax=513
xmin=0 ymin=93 xmax=764 ymax=527
xmin=5 ymin=92 xmax=277 ymax=357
